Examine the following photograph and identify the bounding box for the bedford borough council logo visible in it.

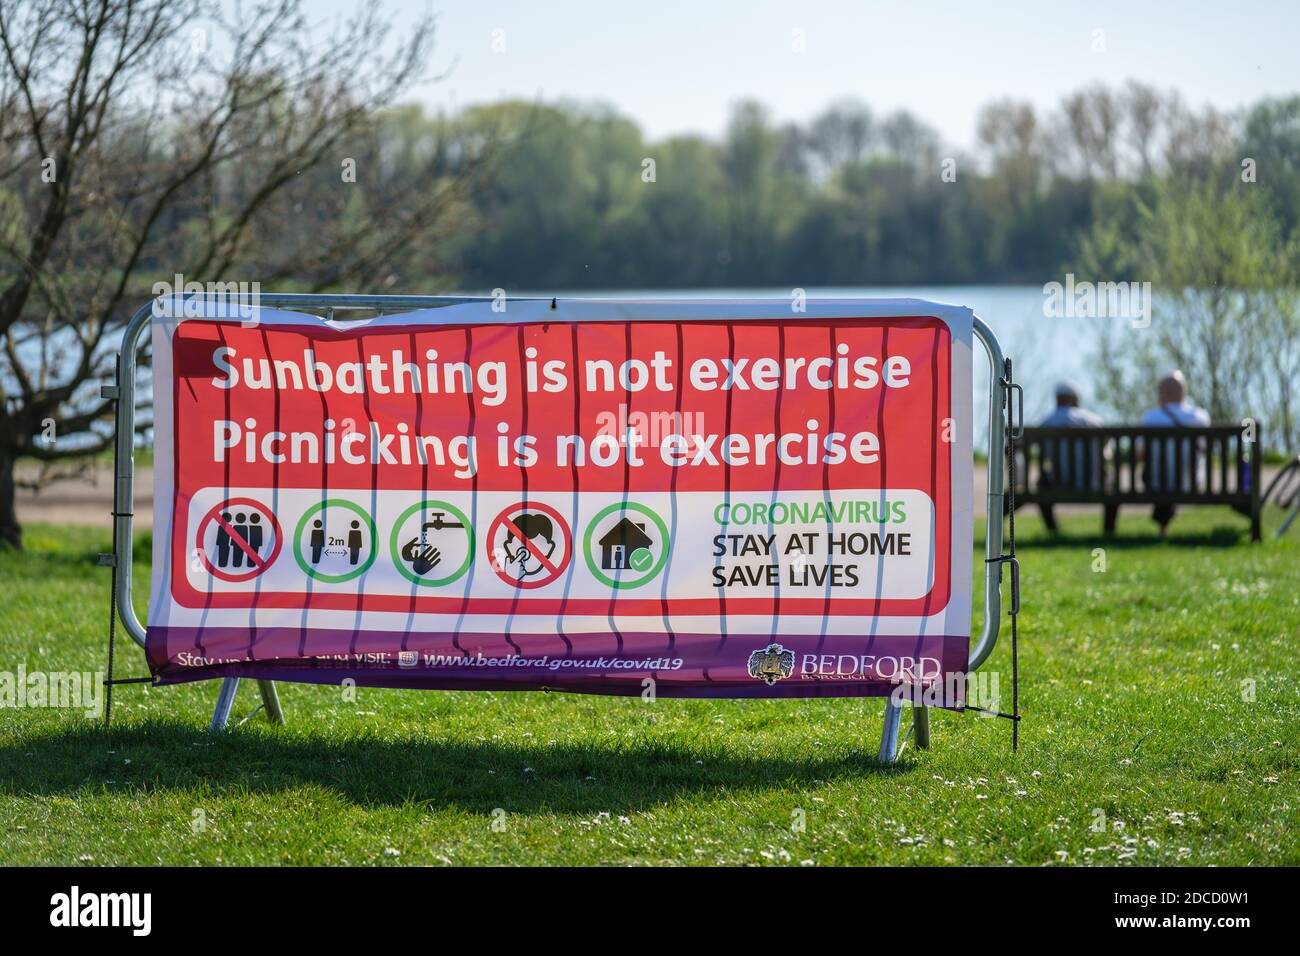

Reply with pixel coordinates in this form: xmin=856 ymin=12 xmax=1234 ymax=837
xmin=748 ymin=643 xmax=795 ymax=685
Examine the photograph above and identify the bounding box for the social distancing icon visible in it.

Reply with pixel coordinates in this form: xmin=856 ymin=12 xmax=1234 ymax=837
xmin=487 ymin=501 xmax=572 ymax=589
xmin=196 ymin=496 xmax=282 ymax=582
xmin=292 ymin=499 xmax=377 ymax=584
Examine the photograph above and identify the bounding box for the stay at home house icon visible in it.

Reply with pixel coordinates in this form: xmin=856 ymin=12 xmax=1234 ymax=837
xmin=598 ymin=517 xmax=653 ymax=570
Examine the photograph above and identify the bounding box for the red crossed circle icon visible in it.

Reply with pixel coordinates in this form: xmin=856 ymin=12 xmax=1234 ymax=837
xmin=195 ymin=496 xmax=282 ymax=583
xmin=486 ymin=500 xmax=572 ymax=589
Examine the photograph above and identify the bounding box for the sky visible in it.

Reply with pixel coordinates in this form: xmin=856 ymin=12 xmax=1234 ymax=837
xmin=331 ymin=0 xmax=1300 ymax=148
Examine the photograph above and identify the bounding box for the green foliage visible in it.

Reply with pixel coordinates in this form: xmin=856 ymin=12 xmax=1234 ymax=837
xmin=1078 ymin=169 xmax=1300 ymax=448
xmin=440 ymin=99 xmax=1021 ymax=286
xmin=1241 ymin=96 xmax=1300 ymax=235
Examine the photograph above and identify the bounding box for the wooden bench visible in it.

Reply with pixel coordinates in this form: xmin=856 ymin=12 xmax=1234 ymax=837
xmin=1009 ymin=425 xmax=1261 ymax=541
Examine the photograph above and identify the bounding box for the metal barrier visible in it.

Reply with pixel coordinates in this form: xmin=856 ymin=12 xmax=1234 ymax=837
xmin=106 ymin=294 xmax=1012 ymax=762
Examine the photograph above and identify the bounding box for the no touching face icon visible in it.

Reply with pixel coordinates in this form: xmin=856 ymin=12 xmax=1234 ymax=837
xmin=487 ymin=501 xmax=572 ymax=589
xmin=501 ymin=512 xmax=557 ymax=580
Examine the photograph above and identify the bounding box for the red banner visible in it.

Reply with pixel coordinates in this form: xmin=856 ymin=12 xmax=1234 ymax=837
xmin=146 ymin=299 xmax=974 ymax=699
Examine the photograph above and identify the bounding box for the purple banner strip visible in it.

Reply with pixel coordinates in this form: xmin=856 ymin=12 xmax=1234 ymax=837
xmin=148 ymin=626 xmax=968 ymax=701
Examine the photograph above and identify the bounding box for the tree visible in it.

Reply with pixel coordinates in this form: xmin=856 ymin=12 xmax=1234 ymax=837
xmin=805 ymin=99 xmax=873 ymax=181
xmin=719 ymin=100 xmax=788 ymax=284
xmin=1120 ymin=80 xmax=1162 ymax=177
xmin=1241 ymin=95 xmax=1300 ymax=235
xmin=611 ymin=134 xmax=729 ymax=288
xmin=977 ymin=98 xmax=1041 ymax=202
xmin=0 ymin=0 xmax=482 ymax=548
xmin=1058 ymin=86 xmax=1121 ymax=180
xmin=1078 ymin=173 xmax=1297 ymax=447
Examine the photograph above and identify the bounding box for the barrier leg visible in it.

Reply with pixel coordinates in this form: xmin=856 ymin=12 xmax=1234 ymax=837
xmin=913 ymin=705 xmax=931 ymax=749
xmin=209 ymin=677 xmax=241 ymax=733
xmin=257 ymin=680 xmax=285 ymax=725
xmin=878 ymin=697 xmax=904 ymax=765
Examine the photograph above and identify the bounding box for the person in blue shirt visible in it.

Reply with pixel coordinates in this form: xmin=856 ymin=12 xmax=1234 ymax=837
xmin=1139 ymin=370 xmax=1210 ymax=537
xmin=1040 ymin=380 xmax=1103 ymax=429
xmin=1037 ymin=381 xmax=1106 ymax=532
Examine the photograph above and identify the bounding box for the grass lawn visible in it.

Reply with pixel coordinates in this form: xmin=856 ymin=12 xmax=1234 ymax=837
xmin=1 ymin=509 xmax=1296 ymax=866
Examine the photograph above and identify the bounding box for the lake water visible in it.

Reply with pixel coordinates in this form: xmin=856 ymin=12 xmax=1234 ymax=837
xmin=794 ymin=285 xmax=1098 ymax=443
xmin=549 ymin=285 xmax=1100 ymax=450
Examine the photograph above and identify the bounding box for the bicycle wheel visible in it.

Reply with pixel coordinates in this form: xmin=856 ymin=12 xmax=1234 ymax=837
xmin=1260 ymin=456 xmax=1300 ymax=539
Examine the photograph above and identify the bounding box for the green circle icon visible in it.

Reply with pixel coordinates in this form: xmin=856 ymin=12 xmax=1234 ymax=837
xmin=389 ymin=500 xmax=475 ymax=587
xmin=583 ymin=502 xmax=670 ymax=589
xmin=293 ymin=499 xmax=378 ymax=583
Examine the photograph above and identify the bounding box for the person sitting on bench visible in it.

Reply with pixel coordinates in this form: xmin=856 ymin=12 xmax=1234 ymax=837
xmin=1139 ymin=370 xmax=1210 ymax=537
xmin=1037 ymin=380 xmax=1105 ymax=533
